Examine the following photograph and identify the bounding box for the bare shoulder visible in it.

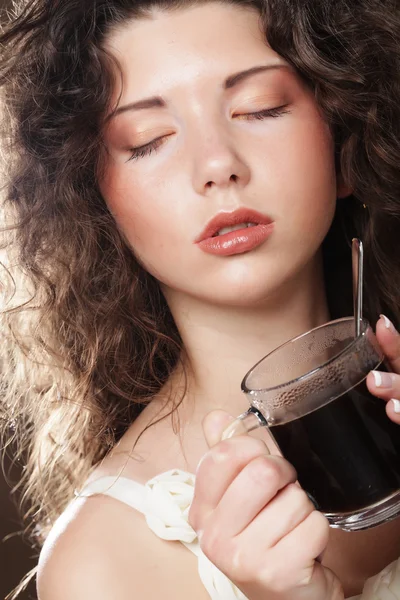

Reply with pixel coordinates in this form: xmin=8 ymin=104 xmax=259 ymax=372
xmin=37 ymin=491 xmax=209 ymax=600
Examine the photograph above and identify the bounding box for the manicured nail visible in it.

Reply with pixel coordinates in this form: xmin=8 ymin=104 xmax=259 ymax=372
xmin=391 ymin=399 xmax=400 ymax=414
xmin=372 ymin=370 xmax=393 ymax=388
xmin=379 ymin=314 xmax=398 ymax=334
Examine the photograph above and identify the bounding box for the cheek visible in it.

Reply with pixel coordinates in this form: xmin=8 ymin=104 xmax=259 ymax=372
xmin=274 ymin=114 xmax=334 ymax=186
xmin=100 ymin=163 xmax=182 ymax=270
xmin=267 ymin=113 xmax=336 ymax=230
xmin=295 ymin=117 xmax=336 ymax=192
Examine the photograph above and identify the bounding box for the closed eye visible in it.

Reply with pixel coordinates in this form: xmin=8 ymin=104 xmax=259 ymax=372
xmin=235 ymin=104 xmax=291 ymax=120
xmin=127 ymin=137 xmax=167 ymax=162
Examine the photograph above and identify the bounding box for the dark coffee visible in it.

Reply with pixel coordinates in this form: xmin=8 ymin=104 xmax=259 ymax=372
xmin=270 ymin=365 xmax=400 ymax=514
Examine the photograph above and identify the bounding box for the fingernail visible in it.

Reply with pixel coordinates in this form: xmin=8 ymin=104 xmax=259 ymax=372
xmin=372 ymin=370 xmax=393 ymax=388
xmin=380 ymin=314 xmax=398 ymax=334
xmin=391 ymin=399 xmax=400 ymax=414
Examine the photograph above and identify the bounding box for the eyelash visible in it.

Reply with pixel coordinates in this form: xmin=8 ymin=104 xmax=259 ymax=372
xmin=239 ymin=105 xmax=291 ymax=120
xmin=126 ymin=105 xmax=291 ymax=162
xmin=127 ymin=137 xmax=165 ymax=162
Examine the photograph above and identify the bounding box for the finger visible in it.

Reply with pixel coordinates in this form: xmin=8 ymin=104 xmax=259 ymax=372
xmin=366 ymin=369 xmax=400 ymax=401
xmin=270 ymin=510 xmax=330 ymax=570
xmin=202 ymin=410 xmax=236 ymax=447
xmin=190 ymin=435 xmax=269 ymax=530
xmin=386 ymin=398 xmax=400 ymax=424
xmin=366 ymin=369 xmax=400 ymax=425
xmin=233 ymin=481 xmax=313 ymax=545
xmin=235 ymin=512 xmax=330 ymax=595
xmin=375 ymin=315 xmax=400 ymax=373
xmin=208 ymin=456 xmax=298 ymax=538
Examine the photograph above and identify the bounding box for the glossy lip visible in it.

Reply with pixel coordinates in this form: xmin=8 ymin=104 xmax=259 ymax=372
xmin=195 ymin=207 xmax=273 ymax=242
xmin=197 ymin=223 xmax=274 ymax=256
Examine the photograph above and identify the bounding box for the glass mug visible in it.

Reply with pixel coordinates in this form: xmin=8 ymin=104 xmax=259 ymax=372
xmin=223 ymin=317 xmax=400 ymax=531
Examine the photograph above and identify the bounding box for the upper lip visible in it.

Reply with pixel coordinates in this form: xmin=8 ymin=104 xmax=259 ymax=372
xmin=195 ymin=208 xmax=273 ymax=242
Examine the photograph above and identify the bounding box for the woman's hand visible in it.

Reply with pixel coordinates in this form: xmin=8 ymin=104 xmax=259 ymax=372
xmin=189 ymin=411 xmax=344 ymax=600
xmin=366 ymin=314 xmax=400 ymax=424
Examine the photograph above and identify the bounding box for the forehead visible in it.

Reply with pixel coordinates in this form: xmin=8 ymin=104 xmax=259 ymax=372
xmin=102 ymin=4 xmax=285 ymax=102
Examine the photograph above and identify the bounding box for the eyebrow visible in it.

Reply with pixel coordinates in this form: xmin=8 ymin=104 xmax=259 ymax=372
xmin=105 ymin=63 xmax=287 ymax=122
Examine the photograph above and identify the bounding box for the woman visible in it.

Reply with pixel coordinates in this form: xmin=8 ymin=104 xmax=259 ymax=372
xmin=0 ymin=0 xmax=399 ymax=598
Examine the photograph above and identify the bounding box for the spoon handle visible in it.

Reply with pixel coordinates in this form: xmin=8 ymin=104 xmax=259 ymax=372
xmin=352 ymin=238 xmax=364 ymax=337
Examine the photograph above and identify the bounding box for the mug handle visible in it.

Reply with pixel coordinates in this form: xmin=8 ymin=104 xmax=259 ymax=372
xmin=221 ymin=406 xmax=269 ymax=440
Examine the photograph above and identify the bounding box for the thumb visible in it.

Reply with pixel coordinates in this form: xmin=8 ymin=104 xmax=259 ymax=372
xmin=202 ymin=410 xmax=235 ymax=448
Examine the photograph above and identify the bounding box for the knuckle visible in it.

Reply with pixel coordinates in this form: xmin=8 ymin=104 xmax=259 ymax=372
xmin=231 ymin=556 xmax=263 ymax=587
xmin=208 ymin=439 xmax=237 ymax=463
xmin=225 ymin=539 xmax=249 ymax=578
xmin=247 ymin=455 xmax=281 ymax=489
xmin=207 ymin=539 xmax=261 ymax=585
xmin=258 ymin=563 xmax=287 ymax=592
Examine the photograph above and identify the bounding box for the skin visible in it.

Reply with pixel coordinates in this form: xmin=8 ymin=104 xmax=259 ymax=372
xmin=38 ymin=4 xmax=400 ymax=600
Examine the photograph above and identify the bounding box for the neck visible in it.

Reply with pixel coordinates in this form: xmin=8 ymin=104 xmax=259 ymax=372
xmin=162 ymin=252 xmax=330 ymax=425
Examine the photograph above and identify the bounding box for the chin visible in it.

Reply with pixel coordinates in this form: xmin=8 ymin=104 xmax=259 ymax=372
xmin=158 ymin=245 xmax=321 ymax=308
xmin=201 ymin=281 xmax=284 ymax=308
xmin=189 ymin=266 xmax=292 ymax=308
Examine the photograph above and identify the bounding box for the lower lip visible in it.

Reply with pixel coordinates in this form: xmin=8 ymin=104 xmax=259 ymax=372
xmin=196 ymin=223 xmax=274 ymax=256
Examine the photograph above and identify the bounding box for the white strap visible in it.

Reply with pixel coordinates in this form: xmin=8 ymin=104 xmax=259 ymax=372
xmin=78 ymin=475 xmax=148 ymax=514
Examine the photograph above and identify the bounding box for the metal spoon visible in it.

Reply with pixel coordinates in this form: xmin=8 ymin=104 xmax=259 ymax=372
xmin=352 ymin=238 xmax=364 ymax=337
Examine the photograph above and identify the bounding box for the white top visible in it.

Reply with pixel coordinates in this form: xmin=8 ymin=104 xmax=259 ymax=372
xmin=77 ymin=469 xmax=400 ymax=600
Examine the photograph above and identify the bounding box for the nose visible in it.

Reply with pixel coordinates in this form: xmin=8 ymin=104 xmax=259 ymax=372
xmin=191 ymin=125 xmax=251 ymax=195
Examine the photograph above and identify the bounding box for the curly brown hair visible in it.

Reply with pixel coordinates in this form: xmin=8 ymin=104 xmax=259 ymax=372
xmin=1 ymin=0 xmax=400 ymax=595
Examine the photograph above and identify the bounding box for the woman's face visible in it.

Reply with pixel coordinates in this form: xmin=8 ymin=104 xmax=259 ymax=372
xmin=100 ymin=2 xmax=343 ymax=307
